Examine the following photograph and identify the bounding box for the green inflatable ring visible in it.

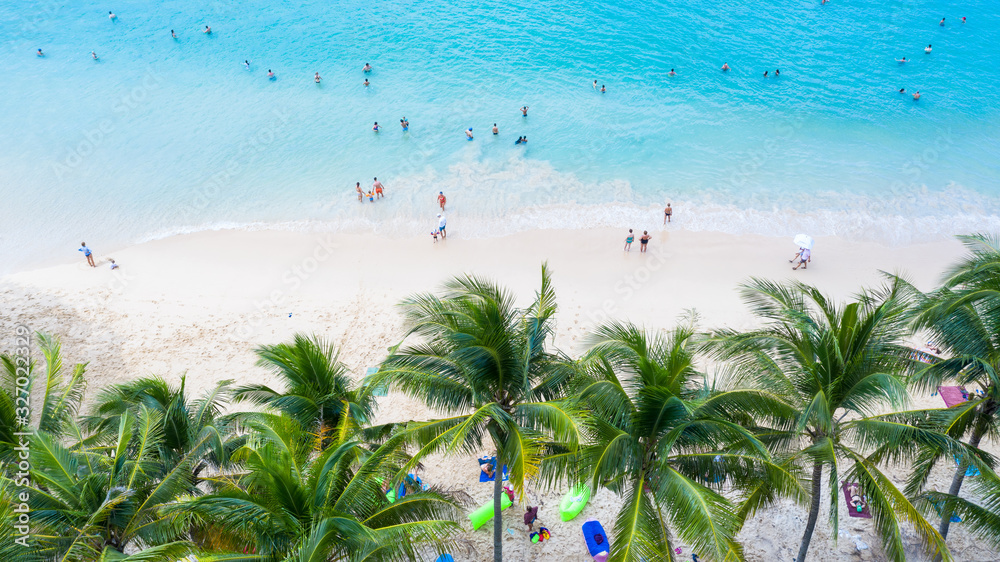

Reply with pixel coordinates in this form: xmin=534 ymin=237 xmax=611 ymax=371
xmin=468 ymin=492 xmax=513 ymax=530
xmin=559 ymin=483 xmax=590 ymax=521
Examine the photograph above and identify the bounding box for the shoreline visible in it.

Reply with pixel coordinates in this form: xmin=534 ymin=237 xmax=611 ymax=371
xmin=3 ymin=227 xmax=995 ymax=561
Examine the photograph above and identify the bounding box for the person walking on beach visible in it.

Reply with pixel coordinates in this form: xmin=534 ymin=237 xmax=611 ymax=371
xmin=438 ymin=191 xmax=447 ymax=211
xmin=790 ymin=247 xmax=811 ymax=270
xmin=520 ymin=106 xmax=529 ymax=117
xmin=524 ymin=506 xmax=539 ymax=532
xmin=356 ymin=182 xmax=363 ymax=202
xmin=664 ymin=203 xmax=673 ymax=224
xmin=79 ymin=242 xmax=96 ymax=267
xmin=373 ymin=177 xmax=385 ymax=197
xmin=639 ymin=231 xmax=651 ymax=253
xmin=624 ymin=229 xmax=634 ymax=251
xmin=437 ymin=214 xmax=447 ymax=239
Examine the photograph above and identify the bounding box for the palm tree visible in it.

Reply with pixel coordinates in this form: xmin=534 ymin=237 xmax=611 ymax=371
xmin=372 ymin=264 xmax=581 ymax=562
xmin=24 ymin=406 xmax=197 ymax=560
xmin=572 ymin=320 xmax=803 ymax=561
xmin=233 ymin=334 xmax=377 ymax=448
xmin=171 ymin=413 xmax=460 ymax=561
xmin=82 ymin=376 xmax=243 ymax=483
xmin=904 ymin=234 xmax=1000 ymax=547
xmin=704 ymin=278 xmax=960 ymax=562
xmin=0 ymin=332 xmax=86 ymax=457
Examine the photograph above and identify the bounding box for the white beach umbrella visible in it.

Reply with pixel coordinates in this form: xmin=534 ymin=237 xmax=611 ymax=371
xmin=793 ymin=234 xmax=814 ymax=250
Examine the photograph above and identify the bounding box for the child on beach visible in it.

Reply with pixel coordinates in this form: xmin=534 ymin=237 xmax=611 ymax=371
xmin=624 ymin=229 xmax=634 ymax=251
xmin=432 ymin=230 xmax=439 ymax=242
xmin=109 ymin=259 xmax=119 ymax=270
xmin=367 ymin=191 xmax=374 ymax=202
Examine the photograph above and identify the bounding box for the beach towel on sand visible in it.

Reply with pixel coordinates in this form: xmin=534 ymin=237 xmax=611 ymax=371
xmin=478 ymin=457 xmax=508 ymax=482
xmin=841 ymin=482 xmax=872 ymax=519
xmin=582 ymin=520 xmax=610 ymax=561
xmin=938 ymin=386 xmax=969 ymax=408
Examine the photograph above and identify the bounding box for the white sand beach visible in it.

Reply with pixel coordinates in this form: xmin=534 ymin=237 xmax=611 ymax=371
xmin=1 ymin=227 xmax=996 ymax=561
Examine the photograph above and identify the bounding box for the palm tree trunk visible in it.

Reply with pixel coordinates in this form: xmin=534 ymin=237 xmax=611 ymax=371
xmin=492 ymin=454 xmax=504 ymax=562
xmin=796 ymin=461 xmax=824 ymax=562
xmin=932 ymin=427 xmax=984 ymax=562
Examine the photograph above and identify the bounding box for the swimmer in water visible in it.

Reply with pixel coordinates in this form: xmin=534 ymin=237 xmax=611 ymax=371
xmin=763 ymin=70 xmax=769 ymax=77
xmin=363 ymin=63 xmax=372 ymax=72
xmin=244 ymin=60 xmax=250 ymax=70
xmin=373 ymin=122 xmax=379 ymax=132
xmin=171 ymin=29 xmax=177 ymax=38
xmin=925 ymin=44 xmax=932 ymax=53
xmin=600 ymin=84 xmax=606 ymax=93
xmin=36 ymin=48 xmax=43 ymax=57
xmin=521 ymin=106 xmax=528 ymax=116
xmin=204 ymin=25 xmax=211 ymax=34
xmin=109 ymin=11 xmax=116 ymax=20
xmin=315 ymin=72 xmax=321 ymax=83
xmin=268 ymin=69 xmax=275 ymax=79
xmin=521 ymin=136 xmax=527 ymax=143
xmin=400 ymin=118 xmax=409 ymax=131
xmin=356 ymin=182 xmax=363 ymax=201
xmin=669 ymin=69 xmax=676 ymax=76
xmin=721 ymin=63 xmax=729 ymax=71
xmin=962 ymin=16 xmax=966 ymax=23
xmin=939 ymin=17 xmax=945 ymax=26
xmin=593 ymin=79 xmax=598 ymax=89
xmin=92 ymin=51 xmax=99 ymax=59
xmin=896 ymin=57 xmax=907 ymax=63
xmin=913 ymin=91 xmax=921 ymax=100
xmin=775 ymin=69 xmax=780 ymax=76
xmin=492 ymin=123 xmax=498 ymax=135
xmin=899 ymin=88 xmax=905 ymax=93
xmin=363 ymin=78 xmax=369 ymax=86
xmin=515 ymin=136 xmax=523 ymax=145
xmin=466 ymin=127 xmax=474 ymax=140
xmin=373 ymin=177 xmax=385 ymax=195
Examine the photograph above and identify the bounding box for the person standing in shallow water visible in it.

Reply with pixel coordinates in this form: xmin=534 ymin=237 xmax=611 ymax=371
xmin=639 ymin=231 xmax=650 ymax=253
xmin=624 ymin=229 xmax=634 ymax=251
xmin=664 ymin=203 xmax=672 ymax=224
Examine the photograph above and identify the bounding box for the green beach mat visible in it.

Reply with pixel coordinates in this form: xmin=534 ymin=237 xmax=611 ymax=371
xmin=560 ymin=483 xmax=591 ymax=521
xmin=469 ymin=492 xmax=513 ymax=530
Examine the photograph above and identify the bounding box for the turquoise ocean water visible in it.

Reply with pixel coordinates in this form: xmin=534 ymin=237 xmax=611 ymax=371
xmin=1 ymin=0 xmax=999 ymax=273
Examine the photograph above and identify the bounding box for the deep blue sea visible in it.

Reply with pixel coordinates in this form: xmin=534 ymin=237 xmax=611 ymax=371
xmin=2 ymin=0 xmax=999 ymax=273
